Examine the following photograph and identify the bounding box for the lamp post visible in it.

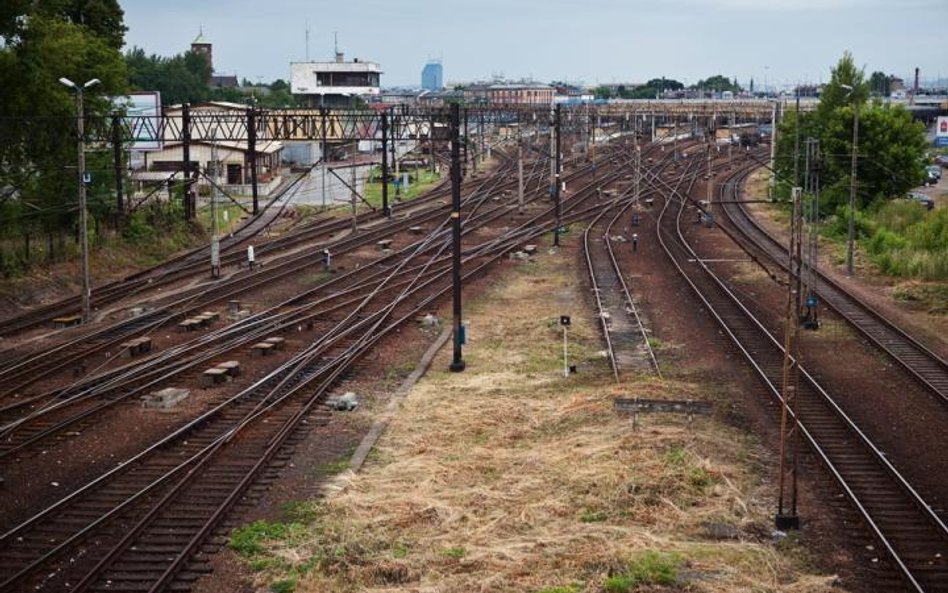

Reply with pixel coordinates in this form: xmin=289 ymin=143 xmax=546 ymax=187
xmin=841 ymin=84 xmax=859 ymax=276
xmin=60 ymin=77 xmax=100 ymax=324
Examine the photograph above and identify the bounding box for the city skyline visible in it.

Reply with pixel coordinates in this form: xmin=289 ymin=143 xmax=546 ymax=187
xmin=123 ymin=0 xmax=947 ymax=89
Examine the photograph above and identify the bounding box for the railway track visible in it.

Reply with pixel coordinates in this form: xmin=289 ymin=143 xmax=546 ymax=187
xmin=0 ymin=134 xmax=638 ymax=592
xmin=0 ymin=155 xmax=539 ymax=395
xmin=0 ymin=148 xmax=462 ymax=339
xmin=714 ymin=169 xmax=948 ymax=405
xmin=652 ymin=154 xmax=948 ymax=593
xmin=0 ymin=157 xmax=555 ymax=452
xmin=0 ymin=184 xmax=519 ymax=593
xmin=580 ymin=144 xmax=669 ymax=381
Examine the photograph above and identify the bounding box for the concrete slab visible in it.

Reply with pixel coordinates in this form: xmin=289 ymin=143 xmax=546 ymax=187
xmin=142 ymin=387 xmax=190 ymax=409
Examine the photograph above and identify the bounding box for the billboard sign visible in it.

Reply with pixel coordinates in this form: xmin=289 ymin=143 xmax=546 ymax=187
xmin=115 ymin=91 xmax=162 ymax=151
xmin=937 ymin=116 xmax=948 ymax=138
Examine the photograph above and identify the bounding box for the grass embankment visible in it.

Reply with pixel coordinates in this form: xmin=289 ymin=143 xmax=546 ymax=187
xmin=0 ymin=200 xmax=250 ymax=312
xmin=746 ymin=169 xmax=948 ymax=315
xmin=362 ymin=168 xmax=444 ymax=209
xmin=229 ymin=237 xmax=843 ymax=593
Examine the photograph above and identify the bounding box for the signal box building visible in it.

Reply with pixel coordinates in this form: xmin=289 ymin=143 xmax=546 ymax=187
xmin=290 ymin=52 xmax=381 ymax=108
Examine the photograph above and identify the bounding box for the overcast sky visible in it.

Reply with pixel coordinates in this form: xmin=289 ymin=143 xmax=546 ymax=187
xmin=122 ymin=0 xmax=947 ymax=89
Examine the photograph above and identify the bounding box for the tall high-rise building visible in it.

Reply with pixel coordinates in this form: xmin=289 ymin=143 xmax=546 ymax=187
xmin=421 ymin=61 xmax=443 ymax=91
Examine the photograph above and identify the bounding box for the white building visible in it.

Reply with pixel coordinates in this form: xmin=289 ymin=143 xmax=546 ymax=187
xmin=290 ymin=52 xmax=381 ymax=108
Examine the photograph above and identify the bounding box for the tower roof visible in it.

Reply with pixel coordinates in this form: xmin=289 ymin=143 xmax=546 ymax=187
xmin=192 ymin=29 xmax=209 ymax=45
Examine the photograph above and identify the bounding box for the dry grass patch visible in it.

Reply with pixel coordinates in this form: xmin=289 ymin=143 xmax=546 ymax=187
xmin=240 ymin=245 xmax=847 ymax=593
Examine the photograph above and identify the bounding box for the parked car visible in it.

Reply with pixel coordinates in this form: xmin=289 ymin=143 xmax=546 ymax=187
xmin=926 ymin=165 xmax=942 ymax=183
xmin=935 ymin=155 xmax=948 ymax=167
xmin=905 ymin=191 xmax=935 ymax=210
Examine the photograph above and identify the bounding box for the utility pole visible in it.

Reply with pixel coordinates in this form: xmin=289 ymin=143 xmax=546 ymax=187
xmin=111 ymin=114 xmax=124 ymax=220
xmin=429 ymin=112 xmax=437 ymax=176
xmin=776 ymin=185 xmax=803 ymax=530
xmin=554 ymin=104 xmax=562 ymax=247
xmin=247 ymin=107 xmax=259 ymax=215
xmin=847 ymin=101 xmax=859 ymax=276
xmin=380 ymin=111 xmax=390 ymax=217
xmin=60 ymin=77 xmax=99 ymax=324
xmin=182 ymin=103 xmax=193 ymax=220
xmin=634 ymin=144 xmax=641 ymax=205
xmin=793 ymin=91 xmax=801 ymax=187
xmin=462 ymin=107 xmax=469 ymax=178
xmin=350 ymin=165 xmax=358 ymax=233
xmin=517 ymin=138 xmax=524 ymax=214
xmin=800 ymin=138 xmax=820 ymax=329
xmin=393 ymin=112 xmax=400 ymax=197
xmin=549 ymin=109 xmax=555 ymax=196
xmin=768 ymin=100 xmax=778 ymax=198
xmin=449 ymin=103 xmax=465 ymax=373
xmin=478 ymin=108 xmax=485 ymax=170
xmin=707 ymin=134 xmax=713 ymax=216
xmin=210 ymin=140 xmax=221 ymax=278
xmin=320 ymin=107 xmax=329 ymax=207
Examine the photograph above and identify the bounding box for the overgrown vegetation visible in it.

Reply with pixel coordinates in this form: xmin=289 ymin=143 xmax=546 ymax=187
xmin=603 ymin=551 xmax=683 ymax=592
xmin=824 ymin=201 xmax=948 ymax=280
xmin=228 ymin=502 xmax=326 ymax=593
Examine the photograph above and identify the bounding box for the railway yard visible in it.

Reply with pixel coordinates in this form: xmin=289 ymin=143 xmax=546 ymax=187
xmin=0 ymin=107 xmax=947 ymax=593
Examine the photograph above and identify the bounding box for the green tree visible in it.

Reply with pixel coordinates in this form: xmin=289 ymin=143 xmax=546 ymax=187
xmin=868 ymin=71 xmax=890 ymax=97
xmin=692 ymin=75 xmax=741 ymax=93
xmin=1 ymin=0 xmax=125 ymax=49
xmin=126 ymin=47 xmax=212 ymax=105
xmin=773 ymin=53 xmax=926 ymax=213
xmin=816 ymin=51 xmax=867 ymax=120
xmin=820 ymin=104 xmax=926 ymax=208
xmin=0 ymin=8 xmax=126 ymax=269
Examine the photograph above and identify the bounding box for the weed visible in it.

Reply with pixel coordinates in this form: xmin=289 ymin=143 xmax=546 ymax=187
xmin=442 ymin=546 xmax=466 ymax=559
xmin=280 ymin=500 xmax=322 ymax=523
xmin=604 ymin=551 xmax=682 ymax=592
xmin=580 ymin=510 xmax=608 ymax=523
xmin=664 ymin=446 xmax=688 ymax=466
xmin=689 ymin=467 xmax=713 ymax=490
xmin=229 ymin=520 xmax=292 ymax=556
xmin=269 ymin=577 xmax=297 ymax=593
xmin=313 ymin=458 xmax=351 ymax=477
xmin=392 ymin=542 xmax=410 ymax=558
xmin=249 ymin=556 xmax=286 ymax=572
xmin=535 ymin=585 xmax=581 ymax=593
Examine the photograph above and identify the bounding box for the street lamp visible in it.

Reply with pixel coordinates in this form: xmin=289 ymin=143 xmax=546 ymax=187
xmin=841 ymin=84 xmax=859 ymax=276
xmin=59 ymin=77 xmax=100 ymax=323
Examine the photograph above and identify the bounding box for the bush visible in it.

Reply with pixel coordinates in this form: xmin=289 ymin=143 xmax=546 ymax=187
xmin=866 ymin=207 xmax=948 ymax=280
xmin=866 ymin=228 xmax=907 ymax=255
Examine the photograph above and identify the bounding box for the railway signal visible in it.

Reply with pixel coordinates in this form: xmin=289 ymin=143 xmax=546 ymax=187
xmin=560 ymin=315 xmax=571 ymax=378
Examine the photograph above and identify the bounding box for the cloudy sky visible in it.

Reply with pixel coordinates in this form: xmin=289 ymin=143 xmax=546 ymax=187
xmin=122 ymin=0 xmax=947 ymax=89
